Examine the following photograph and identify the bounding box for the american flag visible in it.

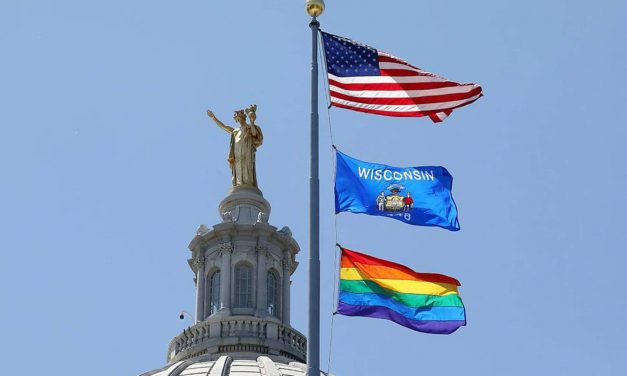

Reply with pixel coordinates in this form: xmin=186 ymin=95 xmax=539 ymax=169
xmin=321 ymin=32 xmax=483 ymax=123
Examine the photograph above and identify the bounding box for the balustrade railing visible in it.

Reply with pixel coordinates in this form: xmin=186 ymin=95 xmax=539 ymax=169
xmin=167 ymin=317 xmax=306 ymax=363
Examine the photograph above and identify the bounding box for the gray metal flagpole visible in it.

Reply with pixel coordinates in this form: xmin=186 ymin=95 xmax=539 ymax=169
xmin=307 ymin=14 xmax=321 ymax=376
xmin=305 ymin=1 xmax=325 ymax=376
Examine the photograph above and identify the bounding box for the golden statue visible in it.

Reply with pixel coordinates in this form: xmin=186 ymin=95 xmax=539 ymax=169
xmin=207 ymin=105 xmax=263 ymax=187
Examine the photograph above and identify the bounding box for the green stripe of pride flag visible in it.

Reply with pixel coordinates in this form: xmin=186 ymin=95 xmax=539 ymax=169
xmin=340 ymin=279 xmax=464 ymax=308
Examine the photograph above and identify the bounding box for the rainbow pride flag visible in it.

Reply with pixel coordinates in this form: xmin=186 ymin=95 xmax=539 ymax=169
xmin=337 ymin=246 xmax=466 ymax=334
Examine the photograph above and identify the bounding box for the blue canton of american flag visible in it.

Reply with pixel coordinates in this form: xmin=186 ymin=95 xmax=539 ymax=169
xmin=321 ymin=31 xmax=483 ymax=123
xmin=323 ymin=33 xmax=380 ymax=77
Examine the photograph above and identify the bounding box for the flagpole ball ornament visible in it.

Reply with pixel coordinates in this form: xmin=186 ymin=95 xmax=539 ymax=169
xmin=305 ymin=0 xmax=325 ymax=17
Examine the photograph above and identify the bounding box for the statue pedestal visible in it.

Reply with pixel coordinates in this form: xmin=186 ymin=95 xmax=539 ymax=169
xmin=218 ymin=186 xmax=271 ymax=225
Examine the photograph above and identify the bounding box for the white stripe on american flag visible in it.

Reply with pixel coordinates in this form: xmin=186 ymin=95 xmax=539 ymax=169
xmin=328 ymin=74 xmax=448 ymax=84
xmin=436 ymin=112 xmax=449 ymax=121
xmin=330 ymin=93 xmax=483 ymax=113
xmin=329 ymin=83 xmax=479 ymax=99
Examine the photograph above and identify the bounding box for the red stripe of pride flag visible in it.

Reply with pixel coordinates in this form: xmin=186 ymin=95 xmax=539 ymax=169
xmin=340 ymin=246 xmax=461 ymax=286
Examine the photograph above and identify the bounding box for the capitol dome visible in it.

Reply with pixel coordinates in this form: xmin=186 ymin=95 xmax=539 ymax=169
xmin=138 ymin=186 xmax=327 ymax=376
xmin=141 ymin=355 xmax=314 ymax=376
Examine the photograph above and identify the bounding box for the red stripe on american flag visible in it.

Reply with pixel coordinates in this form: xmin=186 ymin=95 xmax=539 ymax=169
xmin=331 ymin=101 xmax=430 ymax=117
xmin=379 ymin=69 xmax=432 ymax=77
xmin=330 ymin=96 xmax=482 ymax=117
xmin=429 ymin=109 xmax=453 ymax=123
xmin=378 ymin=54 xmax=420 ymax=70
xmin=331 ymin=102 xmax=469 ymax=119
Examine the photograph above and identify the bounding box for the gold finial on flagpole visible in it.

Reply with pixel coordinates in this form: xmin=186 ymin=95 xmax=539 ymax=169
xmin=305 ymin=0 xmax=325 ymax=17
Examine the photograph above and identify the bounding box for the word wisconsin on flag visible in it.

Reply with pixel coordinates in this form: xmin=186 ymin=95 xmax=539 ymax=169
xmin=321 ymin=31 xmax=483 ymax=123
xmin=338 ymin=246 xmax=466 ymax=334
xmin=335 ymin=149 xmax=460 ymax=231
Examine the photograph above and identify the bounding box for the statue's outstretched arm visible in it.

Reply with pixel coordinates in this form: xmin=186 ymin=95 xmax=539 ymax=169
xmin=207 ymin=110 xmax=234 ymax=133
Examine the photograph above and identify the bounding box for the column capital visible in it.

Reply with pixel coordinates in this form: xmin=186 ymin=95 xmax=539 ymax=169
xmin=192 ymin=255 xmax=206 ymax=272
xmin=281 ymin=257 xmax=293 ymax=270
xmin=257 ymin=243 xmax=269 ymax=256
xmin=218 ymin=242 xmax=233 ymax=255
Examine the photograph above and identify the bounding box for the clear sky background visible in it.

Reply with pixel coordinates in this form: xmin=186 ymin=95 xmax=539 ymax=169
xmin=1 ymin=1 xmax=626 ymax=375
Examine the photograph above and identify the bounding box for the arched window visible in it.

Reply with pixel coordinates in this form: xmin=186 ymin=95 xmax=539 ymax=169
xmin=234 ymin=263 xmax=253 ymax=308
xmin=267 ymin=270 xmax=280 ymax=317
xmin=207 ymin=270 xmax=221 ymax=316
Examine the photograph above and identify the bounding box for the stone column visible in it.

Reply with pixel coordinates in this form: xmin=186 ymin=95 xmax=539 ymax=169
xmin=256 ymin=244 xmax=268 ymax=317
xmin=219 ymin=242 xmax=232 ymax=315
xmin=193 ymin=255 xmax=206 ymax=323
xmin=282 ymin=251 xmax=291 ymax=325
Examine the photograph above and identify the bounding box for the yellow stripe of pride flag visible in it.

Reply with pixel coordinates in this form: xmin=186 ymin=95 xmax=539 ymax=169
xmin=340 ymin=267 xmax=460 ymax=296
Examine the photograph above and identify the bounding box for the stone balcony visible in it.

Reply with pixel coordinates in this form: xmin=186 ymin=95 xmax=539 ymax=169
xmin=167 ymin=316 xmax=307 ymax=364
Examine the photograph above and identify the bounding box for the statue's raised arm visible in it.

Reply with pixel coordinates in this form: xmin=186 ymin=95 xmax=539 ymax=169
xmin=244 ymin=104 xmax=263 ymax=142
xmin=209 ymin=106 xmax=263 ymax=188
xmin=207 ymin=110 xmax=234 ymax=133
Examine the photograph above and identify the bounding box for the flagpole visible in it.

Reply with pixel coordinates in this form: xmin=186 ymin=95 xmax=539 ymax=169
xmin=305 ymin=1 xmax=324 ymax=376
xmin=307 ymin=13 xmax=321 ymax=376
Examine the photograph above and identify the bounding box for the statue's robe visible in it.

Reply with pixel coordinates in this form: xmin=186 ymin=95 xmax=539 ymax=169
xmin=228 ymin=124 xmax=263 ymax=187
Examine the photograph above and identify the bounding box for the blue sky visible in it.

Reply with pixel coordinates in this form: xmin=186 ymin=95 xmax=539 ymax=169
xmin=1 ymin=1 xmax=626 ymax=375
